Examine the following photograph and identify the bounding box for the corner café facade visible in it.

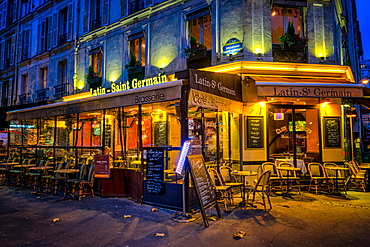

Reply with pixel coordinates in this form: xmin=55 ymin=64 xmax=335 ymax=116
xmin=6 ymin=61 xmax=364 ymax=210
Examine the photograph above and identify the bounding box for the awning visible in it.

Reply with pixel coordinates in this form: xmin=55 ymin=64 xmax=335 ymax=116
xmin=7 ymin=80 xmax=183 ymax=121
xmin=256 ymin=82 xmax=364 ymax=98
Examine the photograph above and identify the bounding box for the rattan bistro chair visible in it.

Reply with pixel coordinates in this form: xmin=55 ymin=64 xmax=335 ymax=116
xmin=219 ymin=165 xmax=243 ymax=197
xmin=346 ymin=161 xmax=366 ymax=192
xmin=244 ymin=170 xmax=272 ymax=211
xmin=207 ymin=167 xmax=233 ymax=211
xmin=261 ymin=162 xmax=283 ymax=194
xmin=308 ymin=162 xmax=331 ymax=194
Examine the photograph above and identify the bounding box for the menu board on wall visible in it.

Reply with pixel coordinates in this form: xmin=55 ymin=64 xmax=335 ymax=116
xmin=187 ymin=154 xmax=220 ymax=227
xmin=145 ymin=148 xmax=165 ymax=195
xmin=94 ymin=155 xmax=110 ymax=178
xmin=246 ymin=117 xmax=264 ymax=148
xmin=324 ymin=117 xmax=341 ymax=148
xmin=362 ymin=114 xmax=370 ymax=151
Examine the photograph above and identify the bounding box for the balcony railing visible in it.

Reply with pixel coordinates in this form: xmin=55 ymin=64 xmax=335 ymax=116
xmin=35 ymin=89 xmax=49 ymax=102
xmin=18 ymin=93 xmax=28 ymax=105
xmin=272 ymin=43 xmax=307 ymax=63
xmin=91 ymin=18 xmax=102 ymax=31
xmin=59 ymin=33 xmax=67 ymax=46
xmin=54 ymin=83 xmax=69 ymax=99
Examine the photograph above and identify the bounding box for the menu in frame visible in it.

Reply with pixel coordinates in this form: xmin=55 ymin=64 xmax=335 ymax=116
xmin=145 ymin=148 xmax=165 ymax=195
xmin=324 ymin=117 xmax=341 ymax=148
xmin=94 ymin=155 xmax=110 ymax=178
xmin=246 ymin=117 xmax=264 ymax=148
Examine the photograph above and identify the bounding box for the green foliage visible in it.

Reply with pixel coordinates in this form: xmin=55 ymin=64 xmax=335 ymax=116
xmin=183 ymin=36 xmax=207 ymax=58
xmin=278 ymin=21 xmax=307 ymax=47
xmin=84 ymin=66 xmax=99 ymax=80
xmin=125 ymin=53 xmax=142 ymax=69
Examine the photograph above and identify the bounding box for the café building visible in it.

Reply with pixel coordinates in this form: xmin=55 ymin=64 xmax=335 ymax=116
xmin=6 ymin=61 xmax=363 ymax=210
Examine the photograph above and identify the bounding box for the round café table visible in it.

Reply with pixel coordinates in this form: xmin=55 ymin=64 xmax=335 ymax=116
xmin=324 ymin=167 xmax=349 ymax=195
xmin=276 ymin=166 xmax=301 ymax=198
xmin=232 ymin=171 xmax=258 ymax=207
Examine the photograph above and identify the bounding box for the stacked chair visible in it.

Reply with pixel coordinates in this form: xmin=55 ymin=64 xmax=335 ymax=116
xmin=207 ymin=167 xmax=233 ymax=211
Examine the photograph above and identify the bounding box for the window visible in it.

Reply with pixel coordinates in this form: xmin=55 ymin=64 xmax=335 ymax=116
xmin=4 ymin=35 xmax=15 ymax=67
xmin=59 ymin=7 xmax=68 ymax=45
xmin=58 ymin=60 xmax=67 ymax=85
xmin=129 ymin=35 xmax=145 ymax=66
xmin=21 ymin=0 xmax=31 ymax=17
xmin=188 ymin=13 xmax=212 ymax=50
xmin=271 ymin=6 xmax=304 ymax=44
xmin=89 ymin=49 xmax=103 ymax=76
xmin=8 ymin=0 xmax=17 ymax=24
xmin=91 ymin=0 xmax=102 ymax=30
xmin=40 ymin=67 xmax=47 ymax=89
xmin=39 ymin=17 xmax=52 ymax=52
xmin=21 ymin=74 xmax=28 ymax=95
xmin=0 ymin=1 xmax=7 ymax=29
xmin=20 ymin=29 xmax=30 ymax=61
xmin=129 ymin=0 xmax=144 ymax=14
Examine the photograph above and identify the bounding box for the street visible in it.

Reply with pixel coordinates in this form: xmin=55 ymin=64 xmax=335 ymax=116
xmin=1 ymin=186 xmax=370 ymax=247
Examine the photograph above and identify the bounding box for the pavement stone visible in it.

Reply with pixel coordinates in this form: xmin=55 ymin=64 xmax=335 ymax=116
xmin=1 ymin=186 xmax=370 ymax=247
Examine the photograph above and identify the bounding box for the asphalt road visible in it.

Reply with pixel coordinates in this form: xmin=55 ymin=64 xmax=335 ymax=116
xmin=1 ymin=186 xmax=370 ymax=247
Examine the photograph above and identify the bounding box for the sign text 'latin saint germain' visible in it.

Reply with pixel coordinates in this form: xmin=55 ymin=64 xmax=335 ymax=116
xmin=90 ymin=74 xmax=167 ymax=96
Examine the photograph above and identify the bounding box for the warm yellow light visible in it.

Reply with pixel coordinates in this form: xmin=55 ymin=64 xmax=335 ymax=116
xmin=258 ymin=101 xmax=266 ymax=107
xmin=361 ymin=78 xmax=369 ymax=84
xmin=255 ymin=48 xmax=261 ymax=54
xmin=160 ymin=62 xmax=167 ymax=68
xmin=63 ymin=92 xmax=91 ymax=102
xmin=77 ymin=82 xmax=84 ymax=90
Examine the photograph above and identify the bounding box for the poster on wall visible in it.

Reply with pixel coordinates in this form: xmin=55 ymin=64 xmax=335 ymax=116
xmin=246 ymin=117 xmax=264 ymax=148
xmin=324 ymin=117 xmax=341 ymax=148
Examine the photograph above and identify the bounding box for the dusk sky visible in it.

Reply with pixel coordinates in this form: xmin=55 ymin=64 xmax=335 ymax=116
xmin=356 ymin=0 xmax=370 ymax=59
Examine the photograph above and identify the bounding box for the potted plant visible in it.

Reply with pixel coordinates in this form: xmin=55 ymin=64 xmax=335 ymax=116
xmin=278 ymin=21 xmax=307 ymax=50
xmin=184 ymin=36 xmax=207 ymax=59
xmin=125 ymin=53 xmax=144 ymax=81
xmin=85 ymin=66 xmax=102 ymax=88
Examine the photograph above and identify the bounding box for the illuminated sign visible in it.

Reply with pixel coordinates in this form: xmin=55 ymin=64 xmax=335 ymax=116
xmin=9 ymin=124 xmax=35 ymax=128
xmin=175 ymin=140 xmax=192 ymax=176
xmin=223 ymin=38 xmax=243 ymax=55
xmin=90 ymin=74 xmax=168 ymax=97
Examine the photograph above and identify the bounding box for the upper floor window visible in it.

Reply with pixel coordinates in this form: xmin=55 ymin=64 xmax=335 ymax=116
xmin=90 ymin=48 xmax=103 ymax=77
xmin=40 ymin=67 xmax=48 ymax=90
xmin=187 ymin=11 xmax=212 ymax=51
xmin=129 ymin=34 xmax=146 ymax=66
xmin=2 ymin=34 xmax=16 ymax=68
xmin=0 ymin=1 xmax=7 ymax=29
xmin=271 ymin=6 xmax=304 ymax=44
xmin=21 ymin=0 xmax=32 ymax=17
xmin=18 ymin=29 xmax=30 ymax=61
xmin=129 ymin=0 xmax=144 ymax=14
xmin=83 ymin=0 xmax=109 ymax=33
xmin=58 ymin=60 xmax=67 ymax=85
xmin=39 ymin=17 xmax=52 ymax=53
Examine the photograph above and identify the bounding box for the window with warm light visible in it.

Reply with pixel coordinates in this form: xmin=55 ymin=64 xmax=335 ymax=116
xmin=89 ymin=49 xmax=103 ymax=77
xmin=271 ymin=6 xmax=304 ymax=44
xmin=129 ymin=35 xmax=146 ymax=66
xmin=188 ymin=12 xmax=212 ymax=50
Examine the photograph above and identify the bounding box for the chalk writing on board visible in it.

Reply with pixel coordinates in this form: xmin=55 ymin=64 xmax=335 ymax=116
xmin=146 ymin=148 xmax=165 ymax=195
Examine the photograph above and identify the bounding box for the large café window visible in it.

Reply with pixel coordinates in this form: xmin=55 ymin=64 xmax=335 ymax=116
xmin=268 ymin=106 xmax=319 ymax=162
xmin=271 ymin=6 xmax=304 ymax=44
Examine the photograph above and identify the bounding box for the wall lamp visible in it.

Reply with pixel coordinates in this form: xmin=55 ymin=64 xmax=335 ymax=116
xmin=321 ymin=98 xmax=331 ymax=104
xmin=361 ymin=78 xmax=369 ymax=85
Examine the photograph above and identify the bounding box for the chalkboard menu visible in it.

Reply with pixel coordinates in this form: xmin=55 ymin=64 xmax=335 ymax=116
xmin=324 ymin=117 xmax=341 ymax=148
xmin=94 ymin=155 xmax=110 ymax=178
xmin=145 ymin=148 xmax=165 ymax=195
xmin=246 ymin=117 xmax=264 ymax=148
xmin=187 ymin=155 xmax=217 ymax=208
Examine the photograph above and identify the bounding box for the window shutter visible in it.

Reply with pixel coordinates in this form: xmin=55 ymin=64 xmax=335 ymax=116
xmin=38 ymin=20 xmax=42 ymax=53
xmin=17 ymin=32 xmax=22 ymax=62
xmin=52 ymin=11 xmax=58 ymax=47
xmin=67 ymin=3 xmax=73 ymax=41
xmin=0 ymin=1 xmax=7 ymax=29
xmin=13 ymin=0 xmax=18 ymax=22
xmin=102 ymin=0 xmax=109 ymax=25
xmin=47 ymin=16 xmax=52 ymax=50
xmin=10 ymin=34 xmax=15 ymax=65
xmin=83 ymin=0 xmax=90 ymax=33
xmin=120 ymin=0 xmax=127 ymax=17
xmin=24 ymin=30 xmax=30 ymax=60
xmin=0 ymin=40 xmax=4 ymax=69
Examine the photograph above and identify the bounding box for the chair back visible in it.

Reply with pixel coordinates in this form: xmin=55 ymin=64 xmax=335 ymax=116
xmin=262 ymin=162 xmax=280 ymax=177
xmin=277 ymin=162 xmax=296 ymax=177
xmin=207 ymin=167 xmax=224 ymax=186
xmin=346 ymin=161 xmax=358 ymax=176
xmin=308 ymin=162 xmax=327 ymax=178
xmin=255 ymin=170 xmax=271 ymax=191
xmin=323 ymin=162 xmax=337 ymax=178
xmin=349 ymin=160 xmax=360 ymax=173
xmin=219 ymin=166 xmax=233 ymax=183
xmin=84 ymin=165 xmax=95 ymax=182
xmin=75 ymin=163 xmax=86 ymax=180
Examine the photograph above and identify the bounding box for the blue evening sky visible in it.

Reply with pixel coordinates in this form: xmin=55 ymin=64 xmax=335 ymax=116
xmin=356 ymin=0 xmax=370 ymax=59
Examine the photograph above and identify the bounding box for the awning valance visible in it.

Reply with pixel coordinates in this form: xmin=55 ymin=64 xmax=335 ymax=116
xmin=7 ymin=80 xmax=183 ymax=121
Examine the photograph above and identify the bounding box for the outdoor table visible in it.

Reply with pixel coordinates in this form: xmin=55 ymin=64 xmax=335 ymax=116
xmin=324 ymin=167 xmax=349 ymax=195
xmin=29 ymin=166 xmax=54 ymax=194
xmin=14 ymin=164 xmax=36 ymax=187
xmin=232 ymin=170 xmax=258 ymax=207
xmin=276 ymin=166 xmax=301 ymax=198
xmin=276 ymin=159 xmax=307 ymax=174
xmin=53 ymin=169 xmax=80 ymax=197
xmin=359 ymin=165 xmax=370 ymax=192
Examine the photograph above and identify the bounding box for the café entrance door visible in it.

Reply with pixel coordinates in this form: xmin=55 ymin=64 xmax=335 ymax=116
xmin=268 ymin=106 xmax=320 ymax=165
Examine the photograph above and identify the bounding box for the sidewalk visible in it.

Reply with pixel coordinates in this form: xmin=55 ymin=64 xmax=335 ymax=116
xmin=1 ymin=186 xmax=370 ymax=247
